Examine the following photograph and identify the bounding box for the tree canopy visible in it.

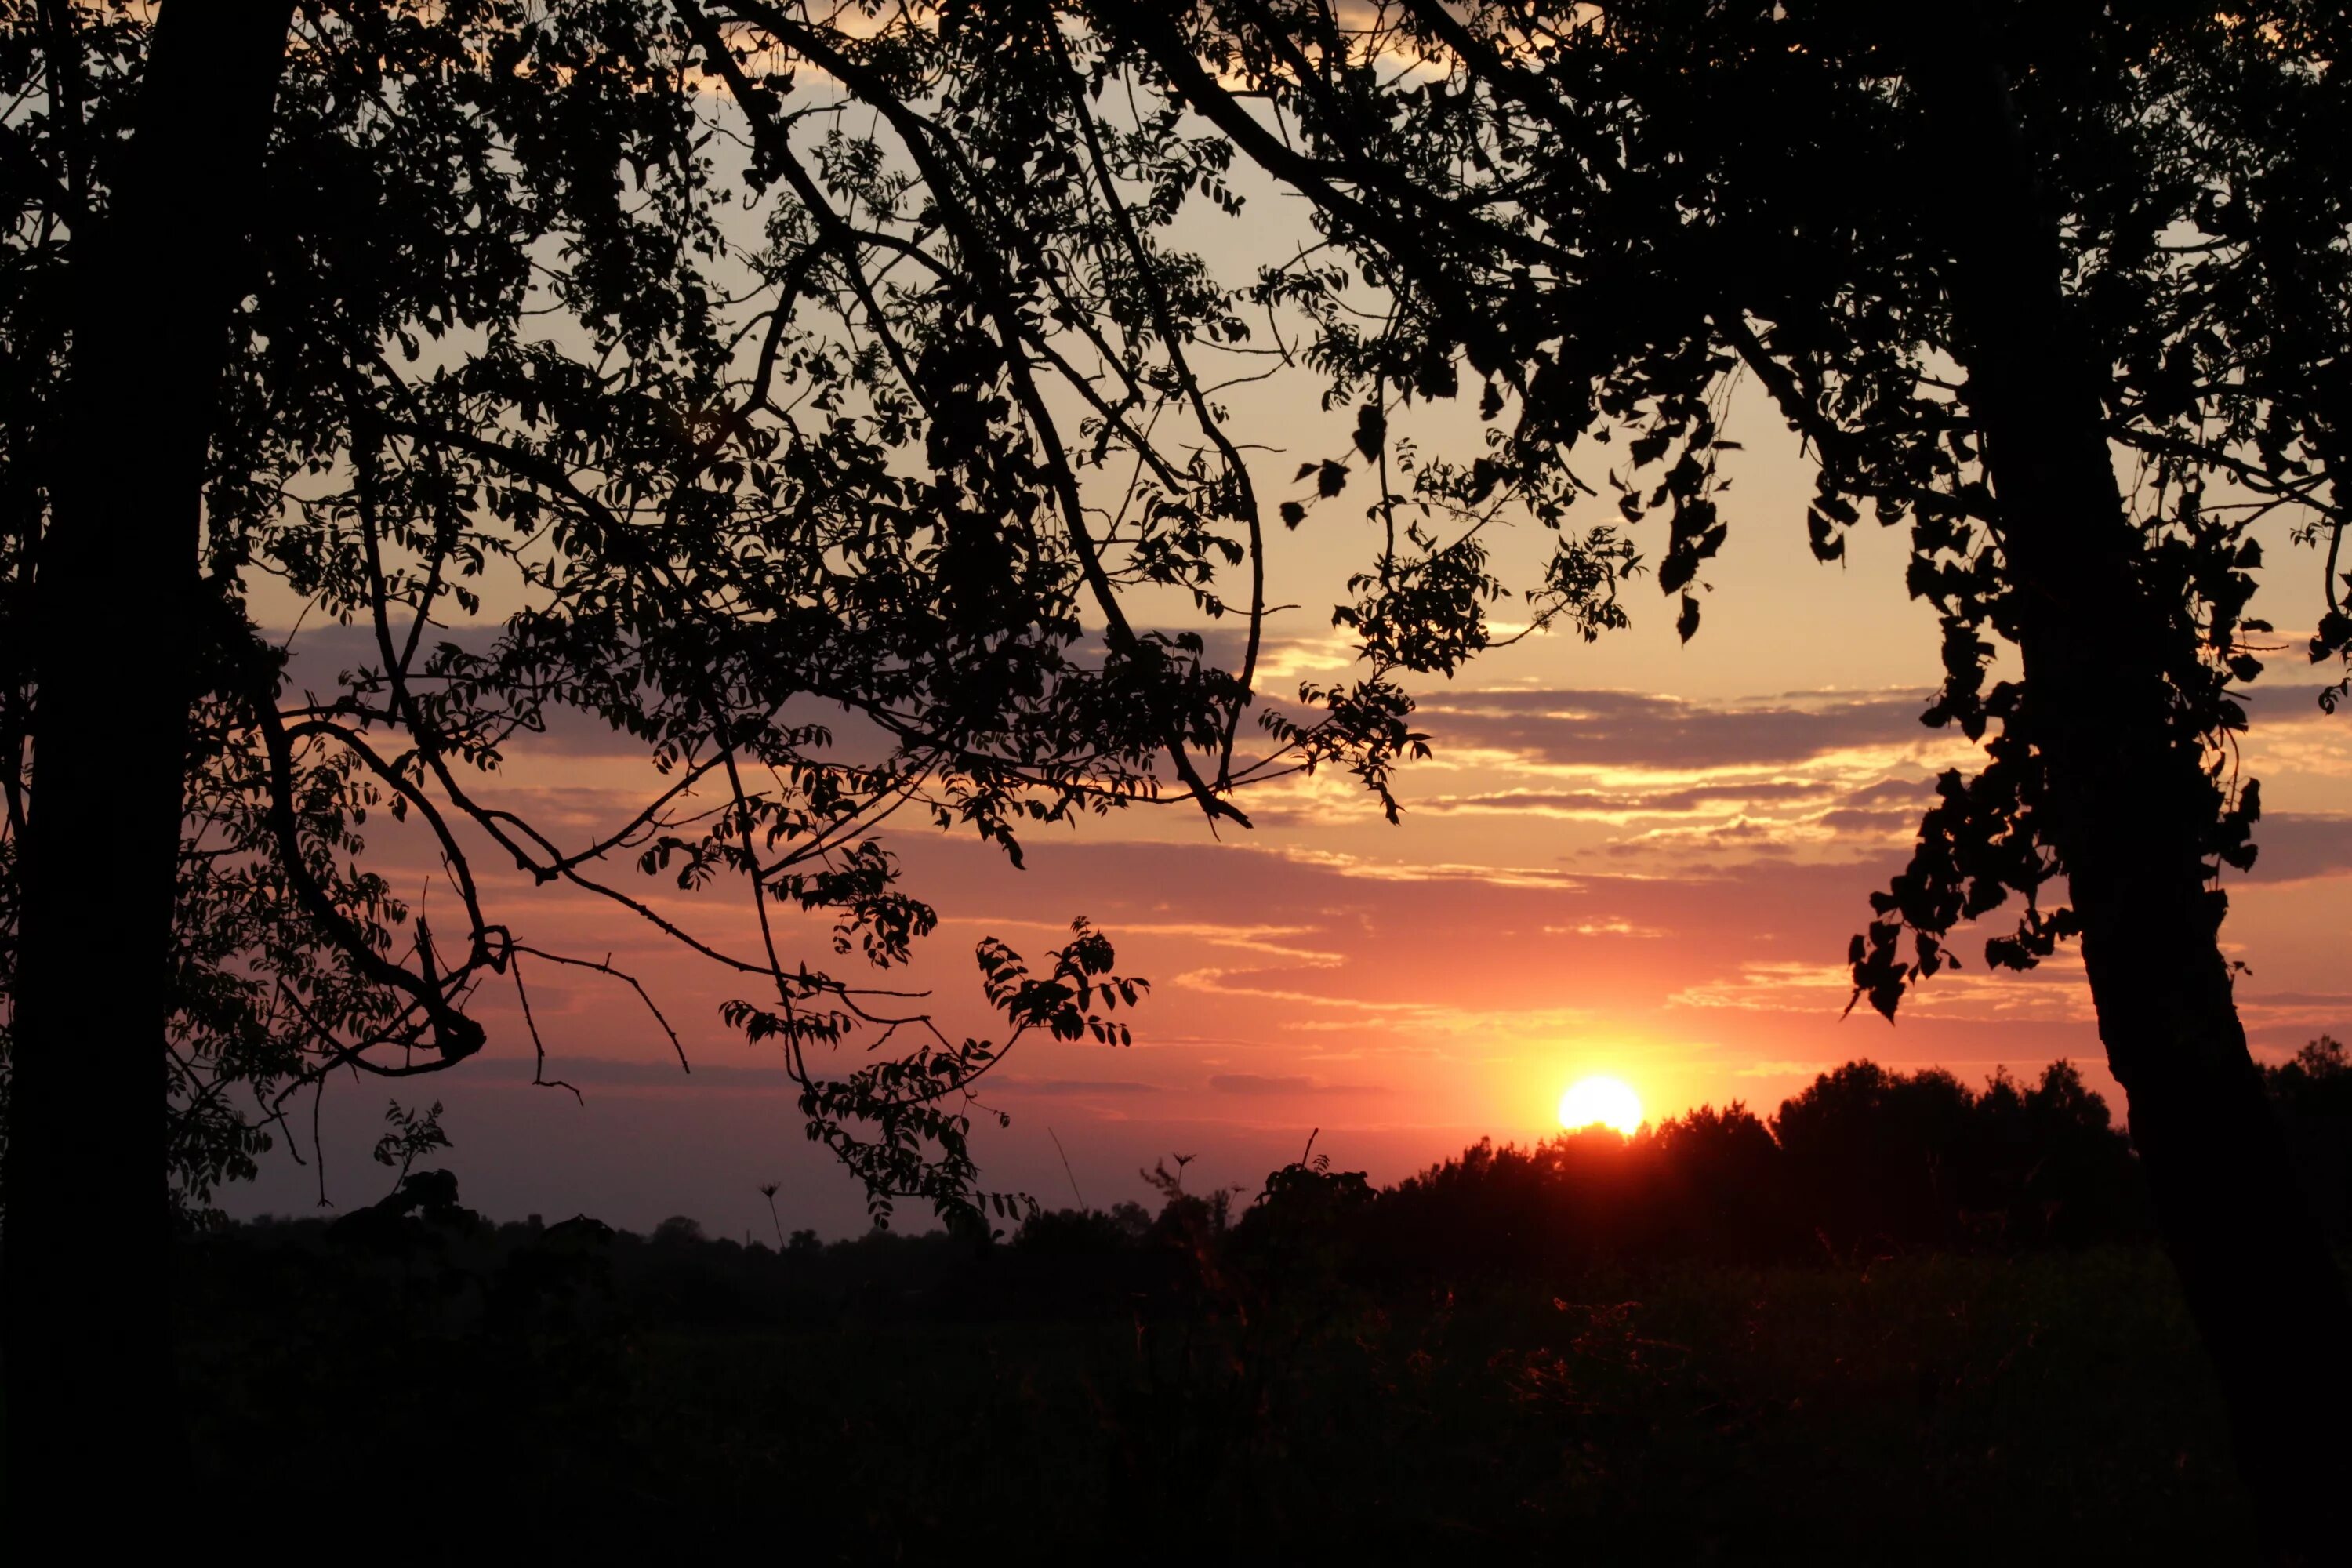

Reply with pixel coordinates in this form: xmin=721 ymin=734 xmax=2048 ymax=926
xmin=1077 ymin=0 xmax=2350 ymax=1011
xmin=1 ymin=0 xmax=1411 ymax=1229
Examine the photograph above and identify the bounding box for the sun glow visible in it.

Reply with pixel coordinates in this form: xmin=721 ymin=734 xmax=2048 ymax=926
xmin=1558 ymin=1076 xmax=1644 ymax=1136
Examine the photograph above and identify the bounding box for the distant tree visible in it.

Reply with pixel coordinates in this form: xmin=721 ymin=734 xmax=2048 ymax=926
xmin=1072 ymin=1 xmax=2352 ymax=1540
xmin=652 ymin=1214 xmax=707 ymax=1248
xmin=2263 ymin=1035 xmax=2352 ymax=1100
xmin=2263 ymin=1036 xmax=2352 ymax=1240
xmin=1645 ymin=1102 xmax=1790 ymax=1261
xmin=1769 ymin=1058 xmax=2145 ymax=1253
xmin=1973 ymin=1061 xmax=2149 ymax=1246
xmin=1352 ymin=1059 xmax=2142 ymax=1285
xmin=1230 ymin=1149 xmax=1375 ymax=1291
xmin=1011 ymin=1205 xmax=1141 ymax=1257
xmin=1374 ymin=1129 xmax=1650 ymax=1278
xmin=1773 ymin=1062 xmax=1980 ymax=1250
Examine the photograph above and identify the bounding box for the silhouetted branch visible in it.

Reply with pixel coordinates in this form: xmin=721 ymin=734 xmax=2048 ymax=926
xmin=510 ymin=942 xmax=691 ymax=1077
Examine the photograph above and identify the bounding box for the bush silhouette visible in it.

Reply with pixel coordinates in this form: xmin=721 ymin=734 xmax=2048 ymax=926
xmin=2263 ymin=1036 xmax=2352 ymax=1241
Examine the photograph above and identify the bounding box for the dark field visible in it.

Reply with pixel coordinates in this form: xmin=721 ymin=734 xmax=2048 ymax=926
xmin=179 ymin=1230 xmax=2251 ymax=1559
xmin=174 ymin=1049 xmax=2352 ymax=1557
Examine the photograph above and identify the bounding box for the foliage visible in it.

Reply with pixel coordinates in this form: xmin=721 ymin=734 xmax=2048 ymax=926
xmin=1361 ymin=1058 xmax=2149 ymax=1279
xmin=1080 ymin=0 xmax=2351 ymax=1014
xmin=2263 ymin=1034 xmax=2352 ymax=1237
xmin=369 ymin=1098 xmax=450 ymax=1188
xmin=0 ymin=2 xmax=1415 ymax=1225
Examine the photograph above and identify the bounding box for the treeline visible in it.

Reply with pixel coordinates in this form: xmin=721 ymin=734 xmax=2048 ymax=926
xmin=1029 ymin=1057 xmax=2156 ymax=1312
xmin=1221 ymin=1040 xmax=2351 ymax=1284
xmin=189 ymin=1044 xmax=2350 ymax=1334
xmin=1366 ymin=1058 xmax=2149 ymax=1272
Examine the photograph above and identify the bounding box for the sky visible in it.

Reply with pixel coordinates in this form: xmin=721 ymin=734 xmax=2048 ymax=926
xmin=223 ymin=107 xmax=2352 ymax=1242
xmin=230 ymin=375 xmax=2352 ymax=1239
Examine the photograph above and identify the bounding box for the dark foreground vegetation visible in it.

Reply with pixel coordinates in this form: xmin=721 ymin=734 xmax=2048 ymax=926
xmin=180 ymin=1047 xmax=2352 ymax=1556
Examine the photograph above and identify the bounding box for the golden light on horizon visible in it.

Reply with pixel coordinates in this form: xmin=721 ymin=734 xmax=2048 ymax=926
xmin=1559 ymin=1076 xmax=1643 ymax=1136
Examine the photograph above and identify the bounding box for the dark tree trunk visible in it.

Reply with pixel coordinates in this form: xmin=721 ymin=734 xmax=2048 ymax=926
xmin=1920 ymin=38 xmax=2352 ymax=1560
xmin=3 ymin=0 xmax=289 ymax=1515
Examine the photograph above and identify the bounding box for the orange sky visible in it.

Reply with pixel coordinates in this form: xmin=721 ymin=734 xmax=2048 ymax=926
xmin=230 ymin=369 xmax=2352 ymax=1236
xmin=221 ymin=126 xmax=2352 ymax=1236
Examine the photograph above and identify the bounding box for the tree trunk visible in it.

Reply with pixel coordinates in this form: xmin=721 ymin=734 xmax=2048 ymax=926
xmin=1920 ymin=38 xmax=2352 ymax=1560
xmin=3 ymin=0 xmax=289 ymax=1515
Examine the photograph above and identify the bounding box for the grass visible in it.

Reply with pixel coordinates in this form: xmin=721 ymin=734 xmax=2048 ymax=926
xmin=181 ymin=1244 xmax=2253 ymax=1558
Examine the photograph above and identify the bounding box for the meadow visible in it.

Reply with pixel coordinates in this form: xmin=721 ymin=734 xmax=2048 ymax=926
xmin=180 ymin=1234 xmax=2246 ymax=1556
xmin=172 ymin=1049 xmax=2332 ymax=1559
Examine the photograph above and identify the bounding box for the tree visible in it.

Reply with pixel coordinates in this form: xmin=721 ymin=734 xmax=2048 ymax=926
xmin=1069 ymin=0 xmax=2352 ymax=1546
xmin=2 ymin=0 xmax=1414 ymax=1514
xmin=1771 ymin=1061 xmax=1978 ymax=1250
xmin=3 ymin=0 xmax=296 ymax=1509
xmin=2263 ymin=1036 xmax=2352 ymax=1240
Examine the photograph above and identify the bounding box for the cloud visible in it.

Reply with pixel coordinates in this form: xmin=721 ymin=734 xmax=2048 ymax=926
xmin=1840 ymin=776 xmax=1938 ymax=807
xmin=1666 ymin=961 xmax=1855 ymax=1016
xmin=2238 ymin=683 xmax=2351 ymax=717
xmin=2236 ymin=990 xmax=2352 ymax=1033
xmin=1266 ymin=844 xmax=1586 ymax=889
xmin=1667 ymin=953 xmax=2096 ymax=1024
xmin=938 ymin=915 xmax=1346 ymax=966
xmin=1542 ymin=919 xmax=1667 ymax=938
xmin=474 ymin=1055 xmax=782 ymax=1089
xmin=1210 ymin=1073 xmax=1314 ymax=1093
xmin=990 ymin=1077 xmax=1160 ymax=1097
xmin=1392 ymin=691 xmax=1974 ymax=858
xmin=1414 ymin=682 xmax=2339 ymax=786
xmin=2243 ymin=813 xmax=2352 ymax=884
xmin=1424 ymin=779 xmax=1832 ymax=818
xmin=481 ymin=1056 xmax=1163 ymax=1100
xmin=1172 ymin=967 xmax=1437 ymax=1011
xmin=1208 ymin=1073 xmax=1382 ymax=1096
xmin=1413 ymin=687 xmax=1940 ymax=771
xmin=1813 ymin=807 xmax=1923 ymax=836
xmin=271 ymin=619 xmax=897 ymax=762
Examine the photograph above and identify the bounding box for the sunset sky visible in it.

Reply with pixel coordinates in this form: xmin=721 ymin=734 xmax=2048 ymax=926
xmin=228 ymin=156 xmax=2352 ymax=1242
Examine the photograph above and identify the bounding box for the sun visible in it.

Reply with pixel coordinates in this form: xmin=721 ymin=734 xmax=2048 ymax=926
xmin=1558 ymin=1076 xmax=1643 ymax=1136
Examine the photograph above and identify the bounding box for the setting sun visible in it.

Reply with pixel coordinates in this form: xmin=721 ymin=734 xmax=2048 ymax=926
xmin=1559 ymin=1076 xmax=1644 ymax=1136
